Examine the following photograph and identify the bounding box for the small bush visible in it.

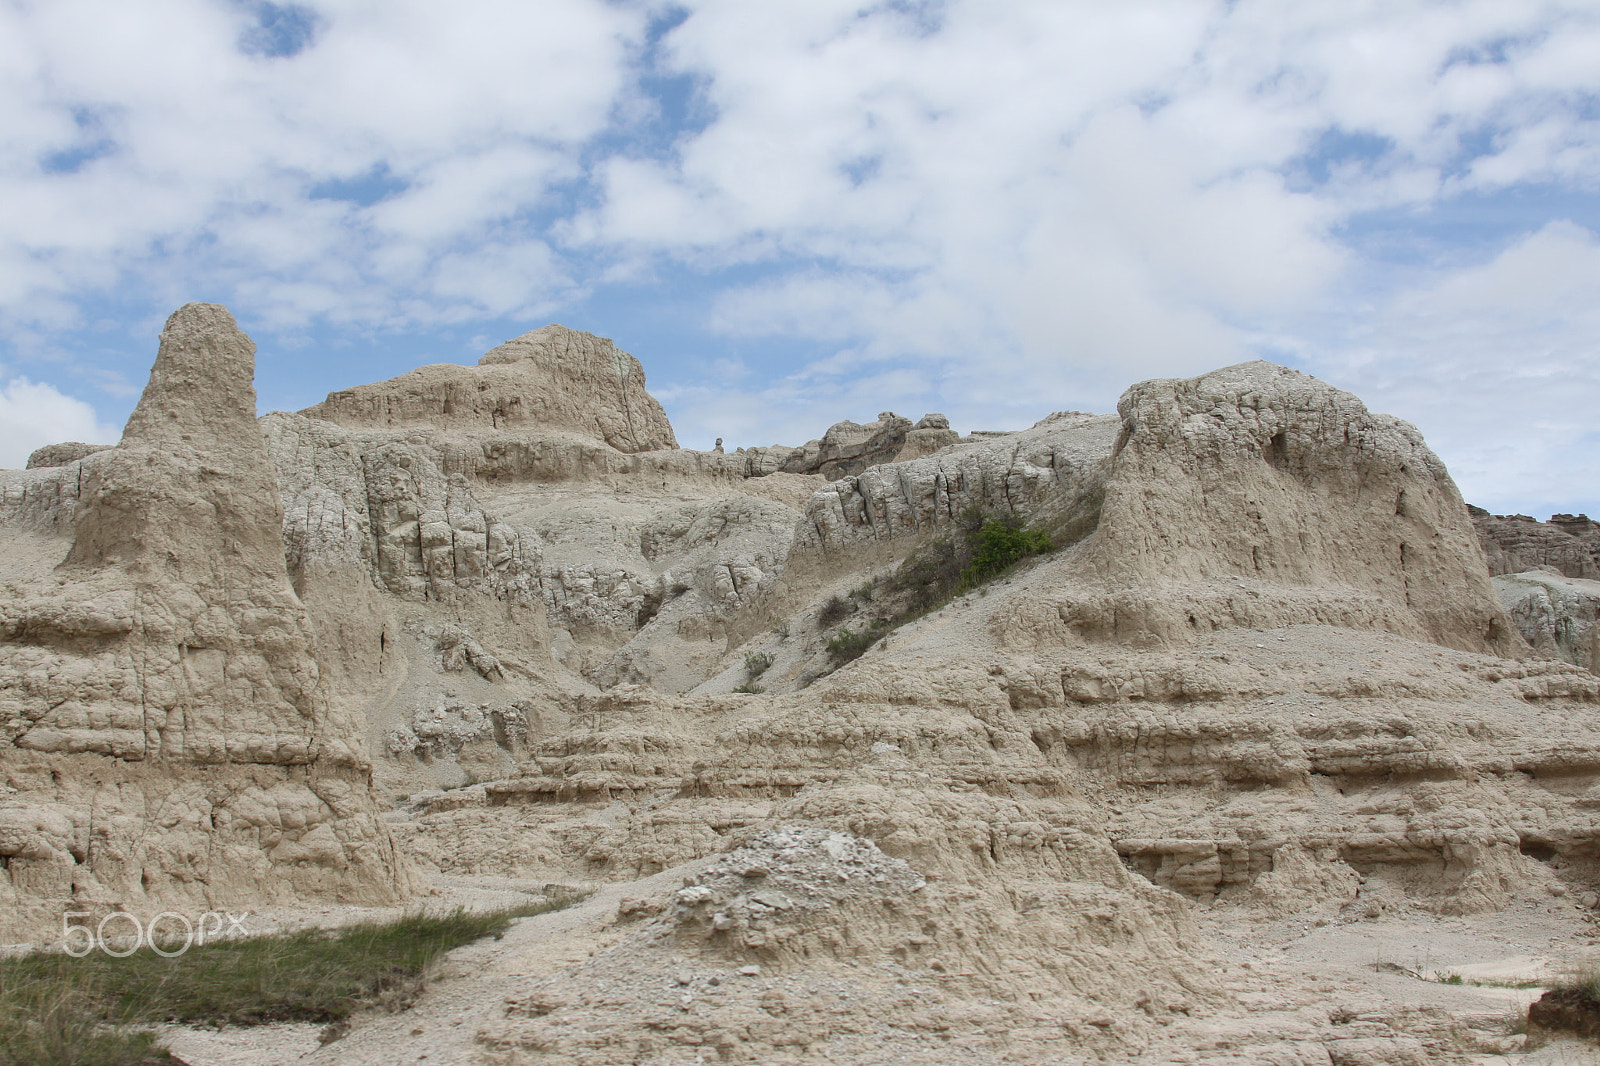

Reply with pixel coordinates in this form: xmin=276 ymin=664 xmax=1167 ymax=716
xmin=732 ymin=683 xmax=765 ymax=694
xmin=818 ymin=594 xmax=852 ymax=627
xmin=743 ymin=651 xmax=772 ymax=677
xmin=826 ymin=626 xmax=877 ymax=665
xmin=814 ymin=509 xmax=1051 ymax=678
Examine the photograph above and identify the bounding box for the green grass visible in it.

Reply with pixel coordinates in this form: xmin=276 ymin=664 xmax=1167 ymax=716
xmin=0 ymin=897 xmax=583 ymax=1066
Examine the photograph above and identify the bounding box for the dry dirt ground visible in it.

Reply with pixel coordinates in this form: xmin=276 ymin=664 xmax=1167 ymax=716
xmin=160 ymin=865 xmax=1600 ymax=1066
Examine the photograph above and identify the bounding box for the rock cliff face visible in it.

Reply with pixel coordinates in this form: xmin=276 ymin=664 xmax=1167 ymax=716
xmin=1063 ymin=362 xmax=1520 ymax=654
xmin=0 ymin=304 xmax=414 ymax=941
xmin=1494 ymin=570 xmax=1600 ymax=673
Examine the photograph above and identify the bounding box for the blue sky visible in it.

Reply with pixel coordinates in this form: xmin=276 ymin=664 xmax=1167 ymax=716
xmin=1 ymin=0 xmax=1597 ymax=519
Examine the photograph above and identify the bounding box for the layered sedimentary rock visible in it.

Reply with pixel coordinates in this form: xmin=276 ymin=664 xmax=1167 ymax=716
xmin=798 ymin=410 xmax=1117 ymax=553
xmin=740 ymin=411 xmax=961 ymax=481
xmin=1472 ymin=506 xmax=1600 ymax=578
xmin=1048 ymin=361 xmax=1522 ymax=654
xmin=0 ymin=304 xmax=414 ymax=941
xmin=10 ymin=320 xmax=1599 ymax=1061
xmin=305 ymin=324 xmax=677 ymax=452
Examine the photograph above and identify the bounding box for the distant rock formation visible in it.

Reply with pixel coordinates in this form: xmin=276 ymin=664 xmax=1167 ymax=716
xmin=304 ymin=324 xmax=678 ymax=453
xmin=799 ymin=411 xmax=1117 ymax=552
xmin=741 ymin=411 xmax=961 ymax=481
xmin=1471 ymin=507 xmax=1600 ymax=579
xmin=25 ymin=441 xmax=110 ymax=469
xmin=0 ymin=304 xmax=415 ymax=941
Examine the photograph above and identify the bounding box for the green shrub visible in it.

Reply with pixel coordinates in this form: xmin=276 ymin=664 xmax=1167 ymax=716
xmin=960 ymin=515 xmax=1053 ymax=588
xmin=743 ymin=651 xmax=772 ymax=677
xmin=826 ymin=625 xmax=877 ymax=665
xmin=732 ymin=683 xmax=765 ymax=694
xmin=815 ymin=510 xmax=1050 ymax=679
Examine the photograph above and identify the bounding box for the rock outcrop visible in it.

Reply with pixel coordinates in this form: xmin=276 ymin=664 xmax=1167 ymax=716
xmin=9 ymin=317 xmax=1598 ymax=1063
xmin=304 ymin=324 xmax=677 ymax=453
xmin=741 ymin=411 xmax=961 ymax=481
xmin=1494 ymin=570 xmax=1600 ymax=673
xmin=798 ymin=410 xmax=1116 ymax=553
xmin=1472 ymin=507 xmax=1600 ymax=578
xmin=25 ymin=441 xmax=109 ymax=469
xmin=0 ymin=304 xmax=414 ymax=941
xmin=1057 ymin=361 xmax=1521 ymax=654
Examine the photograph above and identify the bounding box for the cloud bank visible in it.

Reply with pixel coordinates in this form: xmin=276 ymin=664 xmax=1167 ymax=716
xmin=0 ymin=0 xmax=1596 ymax=514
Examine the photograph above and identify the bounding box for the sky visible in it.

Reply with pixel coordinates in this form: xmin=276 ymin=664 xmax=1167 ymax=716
xmin=0 ymin=0 xmax=1596 ymax=519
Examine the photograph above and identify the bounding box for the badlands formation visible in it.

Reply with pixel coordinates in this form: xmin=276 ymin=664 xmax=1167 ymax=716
xmin=3 ymin=303 xmax=1599 ymax=1065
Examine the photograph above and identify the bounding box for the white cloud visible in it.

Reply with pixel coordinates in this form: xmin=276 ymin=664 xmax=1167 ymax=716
xmin=0 ymin=0 xmax=644 ymax=331
xmin=0 ymin=377 xmax=121 ymax=469
xmin=1 ymin=0 xmax=1598 ymax=513
xmin=1305 ymin=221 xmax=1600 ymax=515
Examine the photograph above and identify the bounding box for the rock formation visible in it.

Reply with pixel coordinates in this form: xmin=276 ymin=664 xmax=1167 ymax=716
xmin=303 ymin=324 xmax=677 ymax=452
xmin=1494 ymin=569 xmax=1600 ymax=673
xmin=1472 ymin=506 xmax=1600 ymax=578
xmin=0 ymin=304 xmax=414 ymax=941
xmin=6 ymin=316 xmax=1598 ymax=1063
xmin=25 ymin=441 xmax=109 ymax=469
xmin=740 ymin=411 xmax=961 ymax=481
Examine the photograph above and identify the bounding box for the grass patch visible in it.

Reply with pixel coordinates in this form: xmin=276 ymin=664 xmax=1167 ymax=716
xmin=0 ymin=897 xmax=583 ymax=1066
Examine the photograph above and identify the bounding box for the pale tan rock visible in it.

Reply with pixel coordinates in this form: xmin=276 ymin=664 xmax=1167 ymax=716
xmin=797 ymin=410 xmax=1117 ymax=552
xmin=1053 ymin=362 xmax=1522 ymax=654
xmin=17 ymin=323 xmax=1595 ymax=1062
xmin=1494 ymin=570 xmax=1600 ymax=673
xmin=0 ymin=303 xmax=416 ymax=941
xmin=303 ymin=324 xmax=677 ymax=452
xmin=741 ymin=410 xmax=962 ymax=482
xmin=25 ymin=441 xmax=110 ymax=469
xmin=1472 ymin=507 xmax=1600 ymax=579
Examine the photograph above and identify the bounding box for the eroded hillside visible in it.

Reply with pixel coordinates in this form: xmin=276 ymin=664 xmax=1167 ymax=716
xmin=4 ymin=306 xmax=1597 ymax=1064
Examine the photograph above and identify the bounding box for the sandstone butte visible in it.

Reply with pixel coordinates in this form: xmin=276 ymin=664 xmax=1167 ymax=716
xmin=2 ymin=303 xmax=1598 ymax=1065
